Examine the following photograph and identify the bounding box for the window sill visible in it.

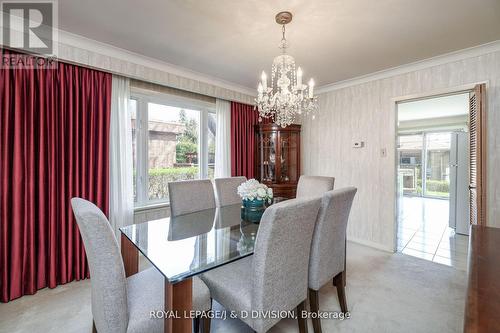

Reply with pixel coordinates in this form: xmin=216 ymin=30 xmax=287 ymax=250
xmin=134 ymin=202 xmax=170 ymax=213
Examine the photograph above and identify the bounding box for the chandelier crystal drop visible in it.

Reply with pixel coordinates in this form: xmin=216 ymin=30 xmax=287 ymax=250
xmin=255 ymin=11 xmax=318 ymax=128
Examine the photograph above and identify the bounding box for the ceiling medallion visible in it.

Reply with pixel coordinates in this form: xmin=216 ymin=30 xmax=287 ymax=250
xmin=255 ymin=11 xmax=318 ymax=128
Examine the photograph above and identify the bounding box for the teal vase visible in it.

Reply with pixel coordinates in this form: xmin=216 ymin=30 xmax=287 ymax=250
xmin=241 ymin=199 xmax=266 ymax=223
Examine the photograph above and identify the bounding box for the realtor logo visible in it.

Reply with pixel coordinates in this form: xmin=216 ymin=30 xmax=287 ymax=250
xmin=1 ymin=0 xmax=57 ymax=55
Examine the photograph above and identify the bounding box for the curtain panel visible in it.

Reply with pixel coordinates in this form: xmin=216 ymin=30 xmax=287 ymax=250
xmin=230 ymin=102 xmax=270 ymax=178
xmin=215 ymin=99 xmax=231 ymax=178
xmin=109 ymin=76 xmax=134 ymax=237
xmin=0 ymin=50 xmax=112 ymax=302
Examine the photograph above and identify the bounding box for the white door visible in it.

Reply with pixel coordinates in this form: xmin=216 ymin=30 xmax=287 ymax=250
xmin=449 ymin=131 xmax=470 ymax=235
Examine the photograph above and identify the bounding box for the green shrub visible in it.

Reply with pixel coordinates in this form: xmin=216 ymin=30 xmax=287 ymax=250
xmin=148 ymin=167 xmax=199 ymax=200
xmin=426 ymin=180 xmax=449 ymax=193
xmin=406 ymin=179 xmax=448 ymax=196
xmin=176 ymin=140 xmax=198 ymax=163
xmin=148 ymin=166 xmax=198 ymax=177
xmin=133 ymin=167 xmax=214 ymax=201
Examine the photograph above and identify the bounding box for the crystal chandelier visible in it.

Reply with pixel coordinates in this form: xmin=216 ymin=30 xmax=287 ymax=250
xmin=255 ymin=11 xmax=318 ymax=128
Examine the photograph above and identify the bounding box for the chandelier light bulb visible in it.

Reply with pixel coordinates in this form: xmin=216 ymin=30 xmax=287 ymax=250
xmin=261 ymin=71 xmax=267 ymax=90
xmin=297 ymin=67 xmax=303 ymax=88
xmin=257 ymin=82 xmax=263 ymax=93
xmin=308 ymin=79 xmax=315 ymax=98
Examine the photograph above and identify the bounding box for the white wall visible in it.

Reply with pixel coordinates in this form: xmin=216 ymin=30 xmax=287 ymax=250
xmin=56 ymin=30 xmax=256 ymax=104
xmin=301 ymin=48 xmax=500 ymax=251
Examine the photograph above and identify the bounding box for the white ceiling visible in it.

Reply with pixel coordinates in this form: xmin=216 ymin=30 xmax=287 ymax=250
xmin=398 ymin=93 xmax=469 ymax=121
xmin=58 ymin=0 xmax=500 ymax=89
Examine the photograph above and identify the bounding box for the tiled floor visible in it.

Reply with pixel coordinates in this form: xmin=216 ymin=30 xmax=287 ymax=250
xmin=397 ymin=196 xmax=469 ymax=270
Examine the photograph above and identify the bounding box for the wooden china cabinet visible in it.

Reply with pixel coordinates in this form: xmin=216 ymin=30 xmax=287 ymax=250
xmin=255 ymin=123 xmax=301 ymax=199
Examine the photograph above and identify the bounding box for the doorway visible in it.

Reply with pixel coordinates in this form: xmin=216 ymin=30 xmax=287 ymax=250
xmin=396 ymin=93 xmax=471 ymax=269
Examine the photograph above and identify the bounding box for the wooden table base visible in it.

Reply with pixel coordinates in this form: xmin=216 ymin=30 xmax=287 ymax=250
xmin=165 ymin=279 xmax=193 ymax=333
xmin=121 ymin=234 xmax=193 ymax=333
xmin=121 ymin=234 xmax=139 ymax=277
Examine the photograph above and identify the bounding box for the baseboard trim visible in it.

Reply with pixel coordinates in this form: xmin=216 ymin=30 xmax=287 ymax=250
xmin=347 ymin=236 xmax=395 ymax=253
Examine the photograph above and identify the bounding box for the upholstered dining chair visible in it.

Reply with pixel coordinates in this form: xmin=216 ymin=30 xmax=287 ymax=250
xmin=168 ymin=179 xmax=216 ymax=217
xmin=308 ymin=187 xmax=357 ymax=333
xmin=296 ymin=175 xmax=335 ymax=198
xmin=70 ymin=198 xmax=212 ymax=333
xmin=201 ymin=197 xmax=322 ymax=333
xmin=214 ymin=176 xmax=247 ymax=207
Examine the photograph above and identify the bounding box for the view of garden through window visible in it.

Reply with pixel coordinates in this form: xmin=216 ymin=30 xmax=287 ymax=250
xmin=130 ymin=99 xmax=216 ymax=204
xmin=399 ymin=132 xmax=451 ymax=198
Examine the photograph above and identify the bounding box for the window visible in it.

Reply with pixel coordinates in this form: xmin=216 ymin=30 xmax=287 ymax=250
xmin=424 ymin=132 xmax=451 ymax=198
xmin=208 ymin=112 xmax=216 ymax=180
xmin=130 ymin=99 xmax=138 ymax=203
xmin=398 ymin=134 xmax=423 ymax=196
xmin=398 ymin=132 xmax=451 ymax=198
xmin=131 ymin=90 xmax=216 ymax=206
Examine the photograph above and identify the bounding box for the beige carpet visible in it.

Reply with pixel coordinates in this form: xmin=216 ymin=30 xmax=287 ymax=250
xmin=0 ymin=242 xmax=466 ymax=333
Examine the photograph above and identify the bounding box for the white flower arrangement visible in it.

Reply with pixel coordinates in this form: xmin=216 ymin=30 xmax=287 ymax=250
xmin=237 ymin=179 xmax=273 ymax=204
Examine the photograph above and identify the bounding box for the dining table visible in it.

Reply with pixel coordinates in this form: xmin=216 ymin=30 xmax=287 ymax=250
xmin=119 ymin=202 xmax=270 ymax=333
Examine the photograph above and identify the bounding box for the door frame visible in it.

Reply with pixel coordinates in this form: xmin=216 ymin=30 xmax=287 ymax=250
xmin=391 ymin=82 xmax=488 ymax=252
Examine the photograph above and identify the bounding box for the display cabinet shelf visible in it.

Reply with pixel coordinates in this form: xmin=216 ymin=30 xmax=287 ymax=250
xmin=255 ymin=124 xmax=301 ymax=198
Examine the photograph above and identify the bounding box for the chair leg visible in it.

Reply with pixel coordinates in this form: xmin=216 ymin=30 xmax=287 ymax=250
xmin=201 ymin=298 xmax=212 ymax=333
xmin=201 ymin=314 xmax=211 ymax=333
xmin=193 ymin=317 xmax=200 ymax=333
xmin=308 ymin=288 xmax=322 ymax=333
xmin=201 ymin=297 xmax=214 ymax=333
xmin=297 ymin=299 xmax=308 ymax=333
xmin=343 ymin=238 xmax=347 ymax=287
xmin=333 ymin=271 xmax=348 ymax=313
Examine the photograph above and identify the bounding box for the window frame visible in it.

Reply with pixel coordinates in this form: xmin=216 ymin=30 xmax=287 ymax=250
xmin=131 ymin=89 xmax=216 ymax=208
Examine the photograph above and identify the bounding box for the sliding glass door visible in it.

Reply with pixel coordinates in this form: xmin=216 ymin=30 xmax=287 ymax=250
xmin=398 ymin=134 xmax=423 ymax=196
xmin=424 ymin=133 xmax=451 ymax=198
xmin=398 ymin=132 xmax=451 ymax=199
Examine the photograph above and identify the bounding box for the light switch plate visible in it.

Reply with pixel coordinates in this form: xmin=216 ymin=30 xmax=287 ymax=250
xmin=353 ymin=141 xmax=365 ymax=148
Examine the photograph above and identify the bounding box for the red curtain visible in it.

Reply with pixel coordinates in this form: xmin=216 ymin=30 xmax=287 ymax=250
xmin=0 ymin=50 xmax=112 ymax=302
xmin=230 ymin=102 xmax=270 ymax=178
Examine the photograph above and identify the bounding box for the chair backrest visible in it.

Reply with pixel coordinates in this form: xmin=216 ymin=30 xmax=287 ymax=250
xmin=308 ymin=187 xmax=357 ymax=290
xmin=70 ymin=198 xmax=128 ymax=333
xmin=215 ymin=204 xmax=242 ymax=229
xmin=168 ymin=208 xmax=216 ymax=241
xmin=296 ymin=175 xmax=335 ymax=198
xmin=168 ymin=179 xmax=216 ymax=217
xmin=251 ymin=197 xmax=321 ymax=332
xmin=214 ymin=176 xmax=247 ymax=207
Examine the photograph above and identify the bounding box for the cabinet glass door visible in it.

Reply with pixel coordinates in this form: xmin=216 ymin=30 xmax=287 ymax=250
xmin=259 ymin=131 xmax=277 ymax=182
xmin=279 ymin=131 xmax=298 ymax=183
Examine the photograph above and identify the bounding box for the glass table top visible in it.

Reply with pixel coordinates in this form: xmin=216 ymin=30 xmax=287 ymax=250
xmin=120 ymin=204 xmax=260 ymax=283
